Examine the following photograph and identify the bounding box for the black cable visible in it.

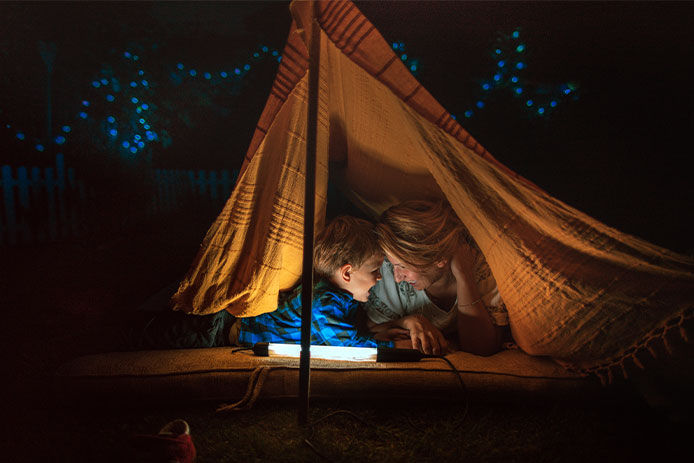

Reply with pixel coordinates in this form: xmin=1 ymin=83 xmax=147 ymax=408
xmin=303 ymin=410 xmax=370 ymax=460
xmin=403 ymin=354 xmax=470 ymax=430
xmin=230 ymin=346 xmax=253 ymax=354
xmin=301 ymin=356 xmax=470 ymax=459
xmin=435 ymin=354 xmax=470 ymax=423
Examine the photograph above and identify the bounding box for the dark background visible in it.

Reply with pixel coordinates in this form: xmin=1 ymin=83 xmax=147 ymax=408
xmin=1 ymin=1 xmax=692 ymax=253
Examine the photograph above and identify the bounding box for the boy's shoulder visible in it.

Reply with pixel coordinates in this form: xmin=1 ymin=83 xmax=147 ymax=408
xmin=314 ymin=279 xmax=354 ymax=307
xmin=279 ymin=279 xmax=355 ymax=308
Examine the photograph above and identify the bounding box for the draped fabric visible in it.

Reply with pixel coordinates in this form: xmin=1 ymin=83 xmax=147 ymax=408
xmin=172 ymin=0 xmax=693 ymax=380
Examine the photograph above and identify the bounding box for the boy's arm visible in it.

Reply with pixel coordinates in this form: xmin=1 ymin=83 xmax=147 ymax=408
xmin=312 ymin=299 xmax=393 ymax=348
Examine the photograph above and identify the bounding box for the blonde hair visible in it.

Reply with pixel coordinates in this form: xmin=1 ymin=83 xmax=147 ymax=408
xmin=376 ymin=200 xmax=465 ymax=269
xmin=313 ymin=216 xmax=381 ymax=278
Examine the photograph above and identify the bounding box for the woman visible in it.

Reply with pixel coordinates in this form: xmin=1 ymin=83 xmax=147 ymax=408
xmin=365 ymin=200 xmax=510 ymax=356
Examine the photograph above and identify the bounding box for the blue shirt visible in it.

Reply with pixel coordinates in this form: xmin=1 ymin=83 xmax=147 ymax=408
xmin=237 ymin=279 xmax=393 ymax=348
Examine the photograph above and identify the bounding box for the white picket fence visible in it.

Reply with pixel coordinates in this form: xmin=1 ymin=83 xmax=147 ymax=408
xmin=0 ymin=154 xmax=237 ymax=246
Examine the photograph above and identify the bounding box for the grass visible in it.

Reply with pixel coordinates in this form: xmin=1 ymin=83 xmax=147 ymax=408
xmin=2 ymin=211 xmax=690 ymax=462
xmin=6 ymin=384 xmax=687 ymax=462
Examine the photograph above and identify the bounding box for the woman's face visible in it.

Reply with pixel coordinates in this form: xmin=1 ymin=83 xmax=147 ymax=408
xmin=386 ymin=253 xmax=445 ymax=291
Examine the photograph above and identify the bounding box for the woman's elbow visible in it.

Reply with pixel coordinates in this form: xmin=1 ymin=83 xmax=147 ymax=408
xmin=458 ymin=334 xmax=502 ymax=357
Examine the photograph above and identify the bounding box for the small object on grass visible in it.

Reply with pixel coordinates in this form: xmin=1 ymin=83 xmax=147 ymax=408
xmin=131 ymin=418 xmax=196 ymax=463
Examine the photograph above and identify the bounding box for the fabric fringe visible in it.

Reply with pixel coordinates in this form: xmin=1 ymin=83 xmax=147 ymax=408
xmin=679 ymin=325 xmax=689 ymax=343
xmin=632 ymin=355 xmax=645 ymax=370
xmin=216 ymin=366 xmax=272 ymax=413
xmin=565 ymin=307 xmax=693 ymax=384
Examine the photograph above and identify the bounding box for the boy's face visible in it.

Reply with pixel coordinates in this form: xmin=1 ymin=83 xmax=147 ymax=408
xmin=341 ymin=254 xmax=384 ymax=302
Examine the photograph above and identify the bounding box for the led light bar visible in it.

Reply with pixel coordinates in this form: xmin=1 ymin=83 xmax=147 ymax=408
xmin=252 ymin=343 xmax=429 ymax=362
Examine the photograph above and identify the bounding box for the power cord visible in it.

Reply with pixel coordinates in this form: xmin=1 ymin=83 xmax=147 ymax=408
xmin=230 ymin=346 xmax=253 ymax=354
xmin=302 ymin=354 xmax=470 ymax=459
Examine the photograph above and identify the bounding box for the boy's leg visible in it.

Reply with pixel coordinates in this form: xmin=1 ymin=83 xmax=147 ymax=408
xmin=125 ymin=309 xmax=237 ymax=350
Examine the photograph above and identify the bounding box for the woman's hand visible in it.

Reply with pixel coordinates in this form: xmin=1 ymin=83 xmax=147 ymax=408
xmin=401 ymin=314 xmax=449 ymax=355
xmin=373 ymin=327 xmax=411 ymax=342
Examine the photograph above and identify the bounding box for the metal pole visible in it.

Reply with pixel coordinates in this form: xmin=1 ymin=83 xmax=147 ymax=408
xmin=298 ymin=1 xmax=321 ymax=426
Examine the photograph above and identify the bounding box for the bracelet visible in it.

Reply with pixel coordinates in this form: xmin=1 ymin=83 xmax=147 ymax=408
xmin=458 ymin=297 xmax=482 ymax=308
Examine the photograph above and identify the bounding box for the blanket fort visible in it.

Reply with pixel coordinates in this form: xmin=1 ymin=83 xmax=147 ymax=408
xmin=170 ymin=0 xmax=693 ymax=381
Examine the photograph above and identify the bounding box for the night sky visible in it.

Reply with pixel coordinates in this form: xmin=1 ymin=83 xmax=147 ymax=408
xmin=1 ymin=1 xmax=693 ymax=253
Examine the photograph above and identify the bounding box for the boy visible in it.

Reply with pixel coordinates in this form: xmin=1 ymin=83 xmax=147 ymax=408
xmin=232 ymin=215 xmax=393 ymax=348
xmin=129 ymin=216 xmax=397 ymax=350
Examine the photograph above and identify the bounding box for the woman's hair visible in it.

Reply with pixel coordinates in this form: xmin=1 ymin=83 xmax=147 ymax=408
xmin=376 ymin=200 xmax=465 ymax=269
xmin=313 ymin=216 xmax=382 ymax=278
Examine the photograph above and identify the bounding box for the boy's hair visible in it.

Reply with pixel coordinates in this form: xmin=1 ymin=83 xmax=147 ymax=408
xmin=376 ymin=199 xmax=465 ymax=270
xmin=313 ymin=216 xmax=382 ymax=278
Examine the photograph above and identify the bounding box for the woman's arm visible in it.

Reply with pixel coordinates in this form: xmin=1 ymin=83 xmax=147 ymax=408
xmin=367 ymin=314 xmax=449 ymax=355
xmin=450 ymin=245 xmax=502 ymax=356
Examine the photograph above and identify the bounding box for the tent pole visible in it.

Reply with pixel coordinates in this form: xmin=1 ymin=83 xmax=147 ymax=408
xmin=299 ymin=1 xmax=321 ymax=426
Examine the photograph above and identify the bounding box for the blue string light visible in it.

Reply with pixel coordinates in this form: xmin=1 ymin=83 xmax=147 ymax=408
xmin=390 ymin=41 xmax=420 ymax=77
xmin=7 ymin=41 xmax=291 ymax=157
xmin=7 ymin=40 xmax=422 ymax=159
xmin=457 ymin=28 xmax=577 ymax=120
